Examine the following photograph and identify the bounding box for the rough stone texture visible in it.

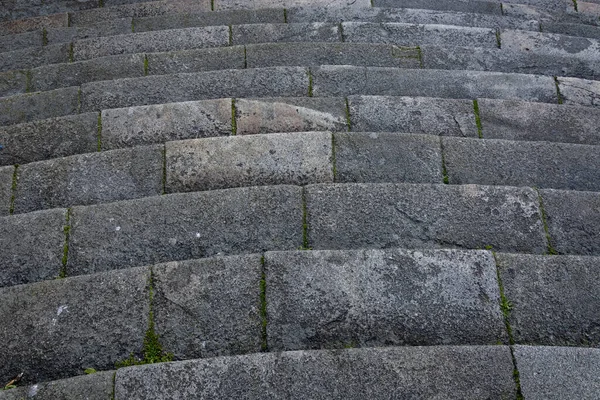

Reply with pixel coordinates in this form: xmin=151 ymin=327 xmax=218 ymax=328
xmin=166 ymin=132 xmax=333 ymax=193
xmin=305 ymin=183 xmax=547 ymax=253
xmin=153 ymin=254 xmax=262 ymax=359
xmin=515 ymin=346 xmax=600 ymax=400
xmin=579 ymin=2 xmax=600 ymax=18
xmin=0 ymin=208 xmax=66 ymax=288
xmin=313 ymin=66 xmax=557 ymax=103
xmin=73 ymin=26 xmax=229 ymax=61
xmin=0 ymin=43 xmax=69 ymax=73
xmin=543 ymin=22 xmax=600 ymax=40
xmin=13 ymin=145 xmax=163 ymax=214
xmin=335 ymin=132 xmax=442 ymax=184
xmin=0 ymin=267 xmax=149 ymax=383
xmin=115 ymin=346 xmax=516 ymax=399
xmin=0 ymin=29 xmax=41 ymax=52
xmin=0 ymin=13 xmax=68 ymax=36
xmin=443 ymin=137 xmax=600 ymax=191
xmin=68 ymin=186 xmax=303 ymax=275
xmin=502 ymin=29 xmax=600 ymax=61
xmin=478 ymin=98 xmax=600 ymax=145
xmin=232 ymin=22 xmax=339 ymax=45
xmin=266 ymin=249 xmax=506 ymax=350
xmin=0 ymin=0 xmax=98 ymax=21
xmin=372 ymin=0 xmax=503 ymax=15
xmin=0 ymin=166 xmax=13 ymax=217
xmin=0 ymin=70 xmax=26 ymax=99
xmin=0 ymin=113 xmax=98 ymax=166
xmin=236 ymin=97 xmax=347 ymax=135
xmin=101 ymin=99 xmax=232 ymax=150
xmin=31 ymin=53 xmax=145 ymax=92
xmin=0 ymin=87 xmax=79 ymax=127
xmin=81 ymin=67 xmax=308 ymax=112
xmin=348 ymin=95 xmax=479 ymax=137
xmin=104 ymin=0 xmax=210 ymax=7
xmin=558 ymin=76 xmax=600 ymax=107
xmin=215 ymin=0 xmax=370 ymax=10
xmin=540 ymin=189 xmax=600 ymax=255
xmin=148 ymin=46 xmax=245 ymax=75
xmin=46 ymin=19 xmax=132 ymax=45
xmin=343 ymin=22 xmax=497 ymax=48
xmin=498 ymin=253 xmax=600 ymax=346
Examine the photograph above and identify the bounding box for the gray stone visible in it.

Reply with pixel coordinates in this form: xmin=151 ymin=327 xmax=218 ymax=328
xmin=0 ymin=29 xmax=41 ymax=53
xmin=148 ymin=46 xmax=245 ymax=75
xmin=443 ymin=137 xmax=600 ymax=191
xmin=498 ymin=253 xmax=600 ymax=346
xmin=540 ymin=189 xmax=600 ymax=255
xmin=68 ymin=186 xmax=303 ymax=275
xmin=515 ymin=345 xmax=600 ymax=400
xmin=557 ymin=76 xmax=600 ymax=107
xmin=372 ymin=0 xmax=503 ymax=15
xmin=266 ymin=248 xmax=506 ymax=350
xmin=0 ymin=70 xmax=27 ymax=98
xmin=114 ymin=346 xmax=515 ymax=399
xmin=81 ymin=67 xmax=308 ymax=112
xmin=343 ymin=22 xmax=497 ymax=48
xmin=0 ymin=113 xmax=98 ymax=166
xmin=101 ymin=99 xmax=232 ymax=150
xmin=13 ymin=145 xmax=163 ymax=214
xmin=104 ymin=0 xmax=210 ymax=7
xmin=215 ymin=0 xmax=370 ymax=10
xmin=312 ymin=66 xmax=557 ymax=103
xmin=0 ymin=13 xmax=68 ymax=36
xmin=501 ymin=3 xmax=555 ymax=20
xmin=153 ymin=254 xmax=262 ymax=359
xmin=0 ymin=267 xmax=149 ymax=383
xmin=305 ymin=183 xmax=547 ymax=253
xmin=232 ymin=22 xmax=339 ymax=45
xmin=348 ymin=95 xmax=479 ymax=137
xmin=46 ymin=19 xmax=132 ymax=45
xmin=0 ymin=87 xmax=79 ymax=127
xmin=31 ymin=53 xmax=145 ymax=92
xmin=335 ymin=132 xmax=442 ymax=184
xmin=579 ymin=2 xmax=600 ymax=18
xmin=73 ymin=26 xmax=229 ymax=61
xmin=543 ymin=22 xmax=600 ymax=40
xmin=502 ymin=29 xmax=600 ymax=61
xmin=0 ymin=43 xmax=69 ymax=73
xmin=1 ymin=0 xmax=97 ymax=21
xmin=3 ymin=371 xmax=115 ymax=400
xmin=0 ymin=166 xmax=12 ymax=217
xmin=478 ymin=98 xmax=600 ymax=145
xmin=236 ymin=97 xmax=347 ymax=135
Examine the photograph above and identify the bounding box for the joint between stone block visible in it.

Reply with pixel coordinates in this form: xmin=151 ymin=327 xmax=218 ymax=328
xmin=338 ymin=22 xmax=345 ymax=42
xmin=260 ymin=254 xmax=268 ymax=352
xmin=60 ymin=208 xmax=72 ymax=278
xmin=495 ymin=28 xmax=502 ymax=49
xmin=300 ymin=187 xmax=311 ymax=250
xmin=344 ymin=97 xmax=351 ymax=131
xmin=307 ymin=68 xmax=314 ymax=97
xmin=440 ymin=138 xmax=449 ymax=184
xmin=553 ymin=77 xmax=564 ymax=104
xmin=143 ymin=54 xmax=149 ymax=76
xmin=8 ymin=164 xmax=19 ymax=215
xmin=243 ymin=46 xmax=247 ymax=69
xmin=472 ymin=99 xmax=483 ymax=139
xmin=534 ymin=188 xmax=559 ymax=255
xmin=162 ymin=145 xmax=167 ymax=195
xmin=331 ymin=133 xmax=337 ymax=182
xmin=231 ymin=98 xmax=237 ymax=135
xmin=283 ymin=8 xmax=288 ymax=23
xmin=97 ymin=112 xmax=102 ymax=151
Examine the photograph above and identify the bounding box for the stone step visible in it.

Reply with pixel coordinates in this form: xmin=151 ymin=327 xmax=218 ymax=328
xmin=0 ymin=0 xmax=98 ymax=22
xmin=0 ymin=13 xmax=69 ymax=36
xmin=0 ymin=371 xmax=115 ymax=399
xmin=502 ymin=29 xmax=600 ymax=62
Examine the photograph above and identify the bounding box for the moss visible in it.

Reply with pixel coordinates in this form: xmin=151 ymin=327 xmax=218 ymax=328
xmin=535 ymin=188 xmax=559 ymax=255
xmin=472 ymin=99 xmax=483 ymax=139
xmin=9 ymin=164 xmax=19 ymax=215
xmin=300 ymin=188 xmax=311 ymax=250
xmin=331 ymin=133 xmax=337 ymax=182
xmin=42 ymin=28 xmax=48 ymax=46
xmin=110 ymin=372 xmax=116 ymax=400
xmin=69 ymin=42 xmax=74 ymax=63
xmin=554 ymin=76 xmax=564 ymax=104
xmin=67 ymin=13 xmax=71 ymax=28
xmin=24 ymin=70 xmax=32 ymax=93
xmin=572 ymin=0 xmax=578 ymax=12
xmin=484 ymin=245 xmax=493 ymax=250
xmin=243 ymin=46 xmax=247 ymax=69
xmin=260 ymin=255 xmax=268 ymax=352
xmin=228 ymin=25 xmax=233 ymax=46
xmin=283 ymin=8 xmax=288 ymax=23
xmin=344 ymin=97 xmax=351 ymax=132
xmin=338 ymin=22 xmax=345 ymax=42
xmin=97 ymin=112 xmax=102 ymax=151
xmin=59 ymin=208 xmax=72 ymax=278
xmin=210 ymin=0 xmax=214 ymax=11
xmin=416 ymin=46 xmax=424 ymax=68
xmin=495 ymin=28 xmax=501 ymax=49
xmin=231 ymin=98 xmax=237 ymax=136
xmin=84 ymin=368 xmax=97 ymax=374
xmin=143 ymin=55 xmax=149 ymax=76
xmin=307 ymin=69 xmax=313 ymax=97
xmin=98 ymin=0 xmax=104 ymax=7
xmin=440 ymin=140 xmax=449 ymax=184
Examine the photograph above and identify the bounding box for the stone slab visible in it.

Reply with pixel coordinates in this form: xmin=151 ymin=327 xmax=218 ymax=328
xmin=46 ymin=19 xmax=132 ymax=45
xmin=305 ymin=183 xmax=547 ymax=253
xmin=232 ymin=22 xmax=339 ymax=45
xmin=101 ymin=99 xmax=232 ymax=150
xmin=0 ymin=267 xmax=149 ymax=383
xmin=214 ymin=0 xmax=370 ymax=10
xmin=166 ymin=132 xmax=333 ymax=193
xmin=502 ymin=29 xmax=600 ymax=61
xmin=153 ymin=254 xmax=262 ymax=359
xmin=0 ymin=70 xmax=27 ymax=99
xmin=335 ymin=132 xmax=442 ymax=184
xmin=0 ymin=166 xmax=13 ymax=217
xmin=0 ymin=29 xmax=41 ymax=53
xmin=68 ymin=186 xmax=303 ymax=275
xmin=148 ymin=46 xmax=245 ymax=75
xmin=0 ymin=13 xmax=68 ymax=36
xmin=372 ymin=0 xmax=503 ymax=15
xmin=0 ymin=43 xmax=69 ymax=73
xmin=0 ymin=86 xmax=79 ymax=127
xmin=114 ymin=346 xmax=515 ymax=399
xmin=13 ymin=145 xmax=163 ymax=214
xmin=557 ymin=76 xmax=600 ymax=107
xmin=515 ymin=345 xmax=600 ymax=400
xmin=542 ymin=22 xmax=600 ymax=40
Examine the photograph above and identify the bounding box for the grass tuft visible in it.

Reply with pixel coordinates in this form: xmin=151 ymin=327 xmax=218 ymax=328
xmin=473 ymin=99 xmax=483 ymax=139
xmin=338 ymin=22 xmax=345 ymax=42
xmin=69 ymin=43 xmax=74 ymax=63
xmin=572 ymin=0 xmax=578 ymax=12
xmin=307 ymin=69 xmax=314 ymax=97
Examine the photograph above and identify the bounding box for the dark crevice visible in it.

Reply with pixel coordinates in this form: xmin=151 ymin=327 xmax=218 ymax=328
xmin=344 ymin=97 xmax=351 ymax=131
xmin=231 ymin=98 xmax=237 ymax=135
xmin=554 ymin=76 xmax=564 ymax=104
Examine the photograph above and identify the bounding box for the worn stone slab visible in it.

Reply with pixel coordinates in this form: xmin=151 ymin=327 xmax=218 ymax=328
xmin=515 ymin=346 xmax=600 ymax=400
xmin=101 ymin=99 xmax=231 ymax=150
xmin=148 ymin=46 xmax=245 ymax=75
xmin=443 ymin=137 xmax=600 ymax=191
xmin=306 ymin=183 xmax=546 ymax=253
xmin=46 ymin=19 xmax=132 ymax=45
xmin=232 ymin=22 xmax=339 ymax=45
xmin=542 ymin=22 xmax=600 ymax=40
xmin=236 ymin=97 xmax=347 ymax=135
xmin=153 ymin=254 xmax=262 ymax=359
xmin=0 ymin=13 xmax=68 ymax=36
xmin=0 ymin=86 xmax=79 ymax=127
xmin=372 ymin=0 xmax=502 ymax=15
xmin=115 ymin=346 xmax=515 ymax=399
xmin=0 ymin=29 xmax=41 ymax=53
xmin=498 ymin=253 xmax=600 ymax=346
xmin=502 ymin=29 xmax=600 ymax=61
xmin=477 ymin=98 xmax=600 ymax=145
xmin=313 ymin=66 xmax=557 ymax=103
xmin=540 ymin=189 xmax=600 ymax=255
xmin=266 ymin=248 xmax=506 ymax=351
xmin=13 ymin=145 xmax=163 ymax=214
xmin=81 ymin=67 xmax=308 ymax=112
xmin=0 ymin=113 xmax=97 ymax=166
xmin=0 ymin=267 xmax=149 ymax=383
xmin=104 ymin=0 xmax=210 ymax=7
xmin=335 ymin=132 xmax=442 ymax=184
xmin=578 ymin=2 xmax=600 ymax=18
xmin=348 ymin=95 xmax=479 ymax=137
xmin=0 ymin=166 xmax=12 ymax=217
xmin=0 ymin=70 xmax=27 ymax=98
xmin=215 ymin=0 xmax=370 ymax=10
xmin=557 ymin=76 xmax=600 ymax=107
xmin=0 ymin=43 xmax=69 ymax=73
xmin=1 ymin=0 xmax=98 ymax=21
xmin=68 ymin=186 xmax=303 ymax=275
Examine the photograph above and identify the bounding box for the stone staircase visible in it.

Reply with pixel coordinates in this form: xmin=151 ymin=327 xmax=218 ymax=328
xmin=1 ymin=0 xmax=599 ymax=398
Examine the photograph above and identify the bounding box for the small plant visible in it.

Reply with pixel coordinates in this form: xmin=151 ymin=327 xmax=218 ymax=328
xmin=84 ymin=368 xmax=97 ymax=375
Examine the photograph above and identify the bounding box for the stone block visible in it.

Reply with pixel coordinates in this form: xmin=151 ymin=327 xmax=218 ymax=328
xmin=0 ymin=86 xmax=79 ymax=127
xmin=232 ymin=22 xmax=339 ymax=45
xmin=147 ymin=46 xmax=245 ymax=75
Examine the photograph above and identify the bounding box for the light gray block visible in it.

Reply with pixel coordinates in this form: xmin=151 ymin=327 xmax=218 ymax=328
xmin=232 ymin=22 xmax=339 ymax=45
xmin=502 ymin=29 xmax=600 ymax=61
xmin=558 ymin=76 xmax=600 ymax=107
xmin=0 ymin=86 xmax=79 ymax=126
xmin=147 ymin=46 xmax=245 ymax=75
xmin=0 ymin=69 xmax=27 ymax=98
xmin=372 ymin=0 xmax=503 ymax=15
xmin=0 ymin=43 xmax=69 ymax=72
xmin=0 ymin=166 xmax=12 ymax=216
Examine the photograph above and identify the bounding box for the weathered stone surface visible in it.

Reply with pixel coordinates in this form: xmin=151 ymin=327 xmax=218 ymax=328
xmin=0 ymin=70 xmax=27 ymax=98
xmin=579 ymin=2 xmax=600 ymax=18
xmin=266 ymin=248 xmax=506 ymax=350
xmin=232 ymin=22 xmax=339 ymax=45
xmin=13 ymin=145 xmax=163 ymax=214
xmin=0 ymin=43 xmax=69 ymax=72
xmin=46 ymin=19 xmax=132 ymax=44
xmin=348 ymin=95 xmax=479 ymax=136
xmin=0 ymin=166 xmax=13 ymax=216
xmin=1 ymin=0 xmax=97 ymax=21
xmin=104 ymin=0 xmax=209 ymax=7
xmin=0 ymin=267 xmax=149 ymax=383
xmin=81 ymin=67 xmax=308 ymax=112
xmin=443 ymin=137 xmax=600 ymax=191
xmin=68 ymin=186 xmax=303 ymax=275
xmin=540 ymin=189 xmax=600 ymax=255
xmin=166 ymin=132 xmax=332 ymax=193
xmin=0 ymin=208 xmax=65 ymax=288
xmin=305 ymin=183 xmax=546 ymax=253
xmin=0 ymin=29 xmax=41 ymax=53
xmin=502 ymin=29 xmax=600 ymax=61
xmin=557 ymin=76 xmax=600 ymax=107
xmin=478 ymin=98 xmax=600 ymax=145
xmin=542 ymin=21 xmax=600 ymax=40
xmin=0 ymin=113 xmax=98 ymax=166
xmin=335 ymin=132 xmax=442 ymax=184
xmin=215 ymin=0 xmax=370 ymax=10
xmin=372 ymin=0 xmax=503 ymax=15
xmin=236 ymin=97 xmax=347 ymax=134
xmin=115 ymin=346 xmax=515 ymax=399
xmin=101 ymin=99 xmax=231 ymax=150
xmin=498 ymin=253 xmax=600 ymax=346
xmin=515 ymin=345 xmax=600 ymax=400
xmin=0 ymin=13 xmax=68 ymax=36
xmin=153 ymin=254 xmax=262 ymax=359
xmin=148 ymin=46 xmax=245 ymax=75
xmin=0 ymin=87 xmax=79 ymax=126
